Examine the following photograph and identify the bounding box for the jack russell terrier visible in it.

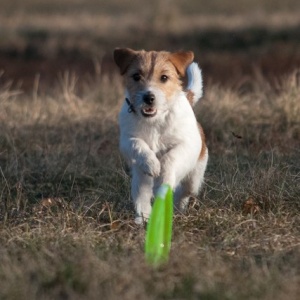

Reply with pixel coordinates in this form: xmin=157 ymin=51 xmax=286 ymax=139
xmin=114 ymin=48 xmax=208 ymax=224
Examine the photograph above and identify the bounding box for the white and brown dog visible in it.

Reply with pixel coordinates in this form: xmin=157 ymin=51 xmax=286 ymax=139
xmin=114 ymin=48 xmax=208 ymax=224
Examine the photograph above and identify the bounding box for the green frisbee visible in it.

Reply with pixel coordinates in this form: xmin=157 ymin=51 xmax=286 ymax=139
xmin=145 ymin=184 xmax=173 ymax=266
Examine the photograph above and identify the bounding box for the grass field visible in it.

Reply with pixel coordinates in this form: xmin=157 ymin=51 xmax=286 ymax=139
xmin=0 ymin=1 xmax=300 ymax=299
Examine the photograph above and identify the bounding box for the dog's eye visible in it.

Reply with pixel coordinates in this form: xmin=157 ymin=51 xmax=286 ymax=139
xmin=132 ymin=73 xmax=141 ymax=82
xmin=160 ymin=75 xmax=168 ymax=83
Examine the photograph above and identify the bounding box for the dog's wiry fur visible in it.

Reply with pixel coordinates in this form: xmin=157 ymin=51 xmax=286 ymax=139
xmin=114 ymin=48 xmax=208 ymax=224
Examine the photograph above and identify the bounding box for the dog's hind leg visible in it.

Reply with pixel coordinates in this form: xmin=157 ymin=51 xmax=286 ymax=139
xmin=174 ymin=152 xmax=208 ymax=212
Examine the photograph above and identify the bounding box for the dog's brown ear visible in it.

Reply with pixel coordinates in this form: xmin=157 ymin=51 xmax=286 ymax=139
xmin=114 ymin=48 xmax=137 ymax=75
xmin=169 ymin=51 xmax=194 ymax=77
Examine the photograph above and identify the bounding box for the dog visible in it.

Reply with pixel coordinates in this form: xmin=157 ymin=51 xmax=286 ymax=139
xmin=114 ymin=48 xmax=208 ymax=224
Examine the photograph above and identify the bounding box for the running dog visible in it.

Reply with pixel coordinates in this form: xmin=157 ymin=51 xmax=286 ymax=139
xmin=114 ymin=48 xmax=208 ymax=224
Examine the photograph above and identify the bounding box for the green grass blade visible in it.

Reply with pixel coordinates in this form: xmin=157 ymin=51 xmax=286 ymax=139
xmin=145 ymin=184 xmax=173 ymax=266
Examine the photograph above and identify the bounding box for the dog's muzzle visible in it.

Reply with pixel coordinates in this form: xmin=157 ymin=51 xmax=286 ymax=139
xmin=141 ymin=92 xmax=157 ymax=117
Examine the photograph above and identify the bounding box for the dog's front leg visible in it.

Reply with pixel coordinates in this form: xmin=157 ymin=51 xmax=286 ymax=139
xmin=120 ymin=137 xmax=161 ymax=177
xmin=120 ymin=137 xmax=160 ymax=223
xmin=131 ymin=165 xmax=154 ymax=224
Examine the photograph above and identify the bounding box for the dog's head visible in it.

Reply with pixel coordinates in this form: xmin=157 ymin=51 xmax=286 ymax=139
xmin=114 ymin=48 xmax=194 ymax=120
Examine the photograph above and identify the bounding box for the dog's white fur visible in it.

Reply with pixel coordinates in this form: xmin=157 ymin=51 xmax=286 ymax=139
xmin=114 ymin=49 xmax=208 ymax=224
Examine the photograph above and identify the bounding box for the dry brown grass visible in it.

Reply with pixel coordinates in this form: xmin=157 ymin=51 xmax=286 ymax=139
xmin=0 ymin=1 xmax=300 ymax=298
xmin=0 ymin=65 xmax=299 ymax=299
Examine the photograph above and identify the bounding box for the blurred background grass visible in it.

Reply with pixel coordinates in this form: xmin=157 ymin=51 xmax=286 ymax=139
xmin=1 ymin=0 xmax=300 ymax=89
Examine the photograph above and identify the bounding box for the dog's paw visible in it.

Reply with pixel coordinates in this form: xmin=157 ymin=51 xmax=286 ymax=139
xmin=135 ymin=214 xmax=150 ymax=225
xmin=134 ymin=216 xmax=142 ymax=225
xmin=135 ymin=202 xmax=152 ymax=225
xmin=141 ymin=155 xmax=161 ymax=177
xmin=134 ymin=216 xmax=145 ymax=225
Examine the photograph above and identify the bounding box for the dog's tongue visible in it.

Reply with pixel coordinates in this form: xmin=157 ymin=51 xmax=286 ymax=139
xmin=145 ymin=108 xmax=154 ymax=113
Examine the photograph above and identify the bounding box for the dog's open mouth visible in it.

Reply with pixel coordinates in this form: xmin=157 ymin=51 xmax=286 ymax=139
xmin=141 ymin=107 xmax=157 ymax=117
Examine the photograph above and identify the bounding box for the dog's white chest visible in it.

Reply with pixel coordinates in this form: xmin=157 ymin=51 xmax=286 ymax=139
xmin=136 ymin=124 xmax=173 ymax=155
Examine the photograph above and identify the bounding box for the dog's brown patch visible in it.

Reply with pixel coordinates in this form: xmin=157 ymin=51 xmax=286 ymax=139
xmin=198 ymin=123 xmax=207 ymax=160
xmin=114 ymin=48 xmax=137 ymax=75
xmin=168 ymin=51 xmax=194 ymax=77
xmin=186 ymin=90 xmax=195 ymax=105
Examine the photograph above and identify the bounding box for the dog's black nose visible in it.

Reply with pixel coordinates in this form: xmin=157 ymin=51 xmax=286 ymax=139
xmin=143 ymin=92 xmax=155 ymax=105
